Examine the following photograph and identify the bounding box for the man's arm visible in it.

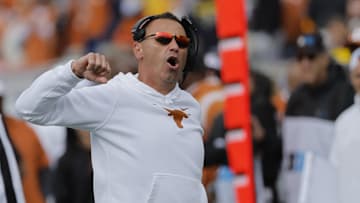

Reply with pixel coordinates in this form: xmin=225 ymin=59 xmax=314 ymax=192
xmin=15 ymin=53 xmax=114 ymax=130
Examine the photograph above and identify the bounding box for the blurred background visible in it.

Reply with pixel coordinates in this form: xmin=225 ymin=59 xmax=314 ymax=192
xmin=1 ymin=0 xmax=359 ymax=115
xmin=1 ymin=0 xmax=360 ymax=203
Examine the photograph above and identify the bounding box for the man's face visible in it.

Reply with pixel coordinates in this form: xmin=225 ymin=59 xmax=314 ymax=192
xmin=350 ymin=62 xmax=360 ymax=94
xmin=296 ymin=52 xmax=329 ymax=85
xmin=137 ymin=19 xmax=189 ymax=87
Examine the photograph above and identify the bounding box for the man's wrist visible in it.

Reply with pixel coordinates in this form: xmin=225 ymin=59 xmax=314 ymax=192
xmin=71 ymin=61 xmax=84 ymax=79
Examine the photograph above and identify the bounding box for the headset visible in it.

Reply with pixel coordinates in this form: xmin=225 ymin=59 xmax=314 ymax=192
xmin=131 ymin=12 xmax=199 ymax=73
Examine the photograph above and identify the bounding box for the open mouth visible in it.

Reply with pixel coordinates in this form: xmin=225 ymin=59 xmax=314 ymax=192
xmin=167 ymin=56 xmax=179 ymax=69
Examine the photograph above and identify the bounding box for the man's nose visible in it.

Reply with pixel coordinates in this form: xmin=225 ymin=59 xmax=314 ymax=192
xmin=168 ymin=38 xmax=179 ymax=51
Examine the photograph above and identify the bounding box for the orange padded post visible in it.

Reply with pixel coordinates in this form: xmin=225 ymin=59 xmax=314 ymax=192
xmin=215 ymin=0 xmax=255 ymax=202
xmin=223 ymin=93 xmax=250 ymax=130
xmin=225 ymin=127 xmax=252 ymax=173
xmin=215 ymin=0 xmax=247 ymax=37
xmin=234 ymin=175 xmax=256 ymax=203
xmin=220 ymin=48 xmax=249 ymax=84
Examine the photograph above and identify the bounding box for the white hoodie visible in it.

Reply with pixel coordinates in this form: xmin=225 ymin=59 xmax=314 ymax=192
xmin=15 ymin=61 xmax=207 ymax=203
xmin=330 ymin=95 xmax=360 ymax=203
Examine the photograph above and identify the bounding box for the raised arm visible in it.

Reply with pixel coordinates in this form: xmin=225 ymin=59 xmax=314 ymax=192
xmin=71 ymin=52 xmax=111 ymax=83
xmin=15 ymin=53 xmax=114 ymax=130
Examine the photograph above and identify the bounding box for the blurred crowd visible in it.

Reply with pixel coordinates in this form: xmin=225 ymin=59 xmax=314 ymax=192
xmin=1 ymin=0 xmax=360 ymax=203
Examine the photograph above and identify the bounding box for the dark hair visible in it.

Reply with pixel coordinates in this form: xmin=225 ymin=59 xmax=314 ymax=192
xmin=132 ymin=12 xmax=180 ymax=42
xmin=131 ymin=12 xmax=199 ymax=73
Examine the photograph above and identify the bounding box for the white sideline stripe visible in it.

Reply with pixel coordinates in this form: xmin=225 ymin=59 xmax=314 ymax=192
xmin=226 ymin=129 xmax=245 ymax=142
xmin=224 ymin=83 xmax=244 ymax=97
xmin=234 ymin=175 xmax=249 ymax=187
xmin=219 ymin=37 xmax=244 ymax=51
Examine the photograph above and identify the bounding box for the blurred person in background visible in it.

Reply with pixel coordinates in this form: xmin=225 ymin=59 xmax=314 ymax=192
xmin=189 ymin=0 xmax=218 ymax=53
xmin=15 ymin=12 xmax=208 ymax=203
xmin=51 ymin=0 xmax=122 ymax=57
xmin=286 ymin=16 xmax=351 ymax=96
xmin=202 ymin=69 xmax=282 ymax=203
xmin=330 ymin=47 xmax=360 ymax=203
xmin=60 ymin=0 xmax=114 ymax=53
xmin=29 ymin=123 xmax=67 ymax=202
xmin=0 ymin=0 xmax=58 ymax=67
xmin=308 ymin=0 xmax=346 ymax=28
xmin=53 ymin=128 xmax=93 ymax=203
xmin=346 ymin=0 xmax=360 ymax=30
xmin=346 ymin=27 xmax=360 ymax=52
xmin=112 ymin=0 xmax=144 ymax=49
xmin=323 ymin=16 xmax=351 ymax=66
xmin=0 ymin=110 xmax=25 ymax=203
xmin=182 ymin=49 xmax=224 ymax=202
xmin=286 ymin=60 xmax=306 ymax=101
xmin=182 ymin=49 xmax=223 ymax=139
xmin=280 ymin=32 xmax=354 ymax=203
xmin=0 ymin=80 xmax=49 ymax=203
xmin=249 ymin=70 xmax=282 ymax=203
xmin=280 ymin=0 xmax=309 ymax=57
xmin=286 ymin=32 xmax=353 ymax=120
xmin=22 ymin=0 xmax=58 ymax=66
xmin=249 ymin=0 xmax=281 ymax=34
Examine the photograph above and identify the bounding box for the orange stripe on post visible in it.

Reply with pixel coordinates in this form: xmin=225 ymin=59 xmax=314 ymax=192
xmin=215 ymin=0 xmax=247 ymax=37
xmin=223 ymin=93 xmax=250 ymax=129
xmin=220 ymin=48 xmax=249 ymax=84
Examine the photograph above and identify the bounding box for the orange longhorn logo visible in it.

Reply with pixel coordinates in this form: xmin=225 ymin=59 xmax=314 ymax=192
xmin=164 ymin=108 xmax=189 ymax=128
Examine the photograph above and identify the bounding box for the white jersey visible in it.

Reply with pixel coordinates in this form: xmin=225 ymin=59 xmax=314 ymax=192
xmin=0 ymin=115 xmax=25 ymax=203
xmin=15 ymin=61 xmax=207 ymax=203
xmin=330 ymin=94 xmax=360 ymax=203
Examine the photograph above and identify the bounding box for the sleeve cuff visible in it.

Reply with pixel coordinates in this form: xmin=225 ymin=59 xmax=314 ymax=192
xmin=54 ymin=60 xmax=83 ymax=86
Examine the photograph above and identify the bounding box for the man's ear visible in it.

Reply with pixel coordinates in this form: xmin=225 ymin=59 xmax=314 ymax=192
xmin=133 ymin=42 xmax=143 ymax=60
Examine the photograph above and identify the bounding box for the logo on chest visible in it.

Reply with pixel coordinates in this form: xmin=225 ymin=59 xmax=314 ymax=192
xmin=164 ymin=108 xmax=189 ymax=128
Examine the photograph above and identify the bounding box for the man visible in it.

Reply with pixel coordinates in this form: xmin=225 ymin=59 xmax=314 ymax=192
xmin=286 ymin=32 xmax=353 ymax=120
xmin=202 ymin=70 xmax=282 ymax=203
xmin=330 ymin=48 xmax=360 ymax=203
xmin=0 ymin=81 xmax=49 ymax=203
xmin=15 ymin=12 xmax=207 ymax=203
xmin=182 ymin=50 xmax=224 ymax=202
xmin=183 ymin=50 xmax=224 ymax=140
xmin=280 ymin=32 xmax=354 ymax=203
xmin=0 ymin=82 xmax=26 ymax=203
xmin=0 ymin=115 xmax=25 ymax=203
xmin=53 ymin=128 xmax=94 ymax=203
